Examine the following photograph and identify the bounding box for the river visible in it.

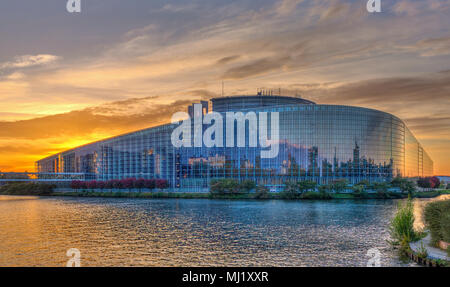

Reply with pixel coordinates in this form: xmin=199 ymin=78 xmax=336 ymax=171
xmin=0 ymin=195 xmax=420 ymax=266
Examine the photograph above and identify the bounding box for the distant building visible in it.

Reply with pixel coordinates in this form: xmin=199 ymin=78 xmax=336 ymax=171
xmin=437 ymin=176 xmax=450 ymax=184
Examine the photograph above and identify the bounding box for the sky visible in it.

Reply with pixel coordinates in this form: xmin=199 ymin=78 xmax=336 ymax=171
xmin=0 ymin=0 xmax=449 ymax=174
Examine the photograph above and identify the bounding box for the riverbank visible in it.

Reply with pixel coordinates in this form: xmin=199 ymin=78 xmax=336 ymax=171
xmin=391 ymin=196 xmax=450 ymax=267
xmin=51 ymin=189 xmax=450 ymax=200
xmin=2 ymin=182 xmax=449 ymax=200
xmin=409 ymin=234 xmax=449 ymax=266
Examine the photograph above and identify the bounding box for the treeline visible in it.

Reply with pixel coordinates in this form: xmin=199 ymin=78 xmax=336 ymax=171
xmin=208 ymin=176 xmax=449 ymax=200
xmin=0 ymin=183 xmax=55 ymax=195
xmin=71 ymin=178 xmax=169 ymax=192
xmin=417 ymin=176 xmax=442 ymax=189
xmin=209 ymin=179 xmax=271 ymax=199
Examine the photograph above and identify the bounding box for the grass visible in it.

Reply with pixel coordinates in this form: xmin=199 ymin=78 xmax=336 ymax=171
xmin=8 ymin=185 xmax=450 ymax=201
xmin=389 ymin=199 xmax=423 ymax=248
xmin=423 ymin=199 xmax=450 ymax=247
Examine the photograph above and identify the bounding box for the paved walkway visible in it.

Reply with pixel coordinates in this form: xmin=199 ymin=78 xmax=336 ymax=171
xmin=410 ymin=234 xmax=449 ymax=261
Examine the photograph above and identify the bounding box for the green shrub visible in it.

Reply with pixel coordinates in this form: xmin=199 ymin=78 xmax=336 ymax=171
xmin=301 ymin=191 xmax=331 ymax=200
xmin=254 ymin=185 xmax=270 ymax=199
xmin=441 ymin=213 xmax=450 ymax=243
xmin=0 ymin=182 xmax=55 ymax=195
xmin=210 ymin=179 xmax=240 ymax=194
xmin=417 ymin=242 xmax=428 ymax=259
xmin=424 ymin=200 xmax=450 ymax=248
xmin=389 ymin=199 xmax=420 ymax=246
xmin=280 ymin=181 xmax=300 ymax=199
xmin=239 ymin=180 xmax=256 ymax=193
xmin=423 ymin=200 xmax=450 ymax=246
xmin=331 ymin=179 xmax=348 ymax=193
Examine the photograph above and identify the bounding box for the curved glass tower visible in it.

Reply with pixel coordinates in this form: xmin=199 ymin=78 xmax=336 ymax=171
xmin=36 ymin=95 xmax=433 ymax=190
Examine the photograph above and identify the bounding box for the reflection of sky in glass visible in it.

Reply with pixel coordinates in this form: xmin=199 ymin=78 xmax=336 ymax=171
xmin=37 ymin=102 xmax=433 ymax=189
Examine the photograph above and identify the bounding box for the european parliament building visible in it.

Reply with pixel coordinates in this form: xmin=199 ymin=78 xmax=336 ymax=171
xmin=36 ymin=94 xmax=433 ymax=190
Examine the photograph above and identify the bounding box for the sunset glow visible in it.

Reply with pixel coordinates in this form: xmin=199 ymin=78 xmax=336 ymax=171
xmin=0 ymin=0 xmax=449 ymax=174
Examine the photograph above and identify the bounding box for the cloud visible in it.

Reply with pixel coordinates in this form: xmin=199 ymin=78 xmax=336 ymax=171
xmin=0 ymin=0 xmax=449 ymax=173
xmin=223 ymin=56 xmax=291 ymax=79
xmin=4 ymin=72 xmax=25 ymax=80
xmin=0 ymin=54 xmax=60 ymax=70
xmin=392 ymin=1 xmax=422 ymax=16
xmin=216 ymin=55 xmax=241 ymax=65
xmin=287 ymin=71 xmax=450 ymax=141
xmin=275 ymin=0 xmax=304 ymax=15
xmin=414 ymin=37 xmax=450 ymax=57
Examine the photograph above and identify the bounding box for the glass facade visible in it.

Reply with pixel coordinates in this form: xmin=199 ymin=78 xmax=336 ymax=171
xmin=36 ymin=95 xmax=433 ymax=190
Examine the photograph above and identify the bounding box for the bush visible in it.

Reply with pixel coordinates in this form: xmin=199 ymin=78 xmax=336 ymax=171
xmin=210 ymin=179 xmax=240 ymax=194
xmin=417 ymin=242 xmax=428 ymax=259
xmin=331 ymin=179 xmax=348 ymax=193
xmin=0 ymin=183 xmax=55 ymax=196
xmin=441 ymin=213 xmax=450 ymax=243
xmin=70 ymin=178 xmax=167 ymax=192
xmin=87 ymin=180 xmax=98 ymax=190
xmin=280 ymin=181 xmax=300 ymax=199
xmin=134 ymin=178 xmax=146 ymax=192
xmin=254 ymin=185 xmax=270 ymax=199
xmin=389 ymin=199 xmax=420 ymax=247
xmin=239 ymin=180 xmax=256 ymax=193
xmin=209 ymin=179 xmax=254 ymax=195
xmin=301 ymin=191 xmax=331 ymax=200
xmin=371 ymin=182 xmax=390 ymax=199
xmin=424 ymin=200 xmax=450 ymax=246
xmin=352 ymin=184 xmax=369 ymax=198
xmin=144 ymin=179 xmax=156 ymax=190
xmin=417 ymin=177 xmax=441 ymax=189
xmin=156 ymin=179 xmax=169 ymax=189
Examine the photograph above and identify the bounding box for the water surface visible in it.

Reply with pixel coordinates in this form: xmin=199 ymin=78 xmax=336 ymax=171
xmin=0 ymin=196 xmax=414 ymax=266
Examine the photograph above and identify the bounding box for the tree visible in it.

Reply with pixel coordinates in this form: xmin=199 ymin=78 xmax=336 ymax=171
xmin=390 ymin=176 xmax=404 ymax=188
xmin=281 ymin=181 xmax=300 ymax=199
xmin=352 ymin=184 xmax=364 ymax=194
xmin=318 ymin=184 xmax=332 ymax=194
xmin=372 ymin=182 xmax=390 ymax=198
xmin=254 ymin=185 xmax=270 ymax=199
xmin=298 ymin=180 xmax=316 ymax=193
xmin=112 ymin=179 xmax=123 ymax=189
xmin=134 ymin=178 xmax=146 ymax=193
xmin=400 ymin=180 xmax=415 ymax=197
xmin=239 ymin=180 xmax=256 ymax=193
xmin=417 ymin=177 xmax=432 ymax=189
xmin=332 ymin=179 xmax=348 ymax=193
xmin=210 ymin=179 xmax=239 ymax=194
xmin=97 ymin=181 xmax=106 ymax=191
xmin=87 ymin=180 xmax=98 ymax=191
xmin=144 ymin=179 xmax=156 ymax=190
xmin=71 ymin=180 xmax=82 ymax=190
xmin=429 ymin=176 xmax=440 ymax=189
xmin=122 ymin=178 xmax=135 ymax=192
xmin=156 ymin=179 xmax=169 ymax=189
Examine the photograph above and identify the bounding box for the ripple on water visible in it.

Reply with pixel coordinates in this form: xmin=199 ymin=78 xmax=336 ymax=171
xmin=0 ymin=196 xmax=414 ymax=266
